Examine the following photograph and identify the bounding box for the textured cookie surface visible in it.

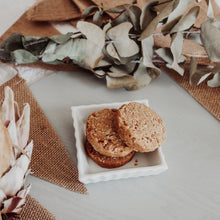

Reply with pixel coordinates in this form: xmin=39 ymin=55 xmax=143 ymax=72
xmin=115 ymin=102 xmax=167 ymax=152
xmin=85 ymin=140 xmax=135 ymax=168
xmin=86 ymin=109 xmax=133 ymax=157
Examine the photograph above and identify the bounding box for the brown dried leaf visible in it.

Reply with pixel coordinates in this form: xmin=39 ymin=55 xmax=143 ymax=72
xmin=162 ymin=0 xmax=195 ymax=33
xmin=189 ymin=57 xmax=212 ymax=85
xmin=77 ymin=21 xmax=105 ymax=68
xmin=126 ymin=60 xmax=152 ymax=90
xmin=107 ymin=22 xmax=139 ymax=57
xmin=141 ymin=35 xmax=161 ymax=78
xmin=124 ymin=5 xmax=142 ymax=31
xmin=106 ymin=75 xmax=137 ymax=89
xmin=170 ymin=6 xmax=200 ymax=33
xmin=166 ymin=32 xmax=184 ymax=75
xmin=207 ymin=63 xmax=220 ymax=87
xmin=207 ymin=73 xmax=220 ymax=87
xmin=139 ymin=1 xmax=174 ymax=40
xmin=201 ymin=19 xmax=220 ymax=62
xmin=109 ymin=62 xmax=136 ymax=75
xmin=140 ymin=1 xmax=157 ymax=31
xmin=83 ymin=5 xmax=99 ymax=18
xmin=93 ymin=10 xmax=103 ymax=26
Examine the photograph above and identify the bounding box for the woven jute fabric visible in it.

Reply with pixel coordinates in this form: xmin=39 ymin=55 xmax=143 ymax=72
xmin=161 ymin=65 xmax=220 ymax=121
xmin=11 ymin=195 xmax=56 ymax=220
xmin=27 ymin=0 xmax=81 ymax=21
xmin=0 ymin=75 xmax=88 ymax=194
xmin=72 ymin=0 xmax=93 ymax=12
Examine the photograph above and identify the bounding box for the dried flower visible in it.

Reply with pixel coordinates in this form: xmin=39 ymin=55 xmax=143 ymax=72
xmin=0 ymin=87 xmax=33 ymax=219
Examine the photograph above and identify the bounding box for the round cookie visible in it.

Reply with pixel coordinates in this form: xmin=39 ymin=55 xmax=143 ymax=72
xmin=85 ymin=140 xmax=135 ymax=169
xmin=86 ymin=108 xmax=133 ymax=157
xmin=115 ymin=102 xmax=167 ymax=152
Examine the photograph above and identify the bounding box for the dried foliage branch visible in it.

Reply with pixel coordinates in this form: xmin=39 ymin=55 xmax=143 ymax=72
xmin=0 ymin=86 xmax=33 ymax=219
xmin=0 ymin=0 xmax=220 ymax=89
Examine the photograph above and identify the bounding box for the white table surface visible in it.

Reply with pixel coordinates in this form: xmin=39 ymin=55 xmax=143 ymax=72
xmin=1 ymin=1 xmax=220 ymax=219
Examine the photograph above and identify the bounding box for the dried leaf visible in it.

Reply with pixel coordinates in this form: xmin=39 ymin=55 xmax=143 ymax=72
xmin=22 ymin=36 xmax=48 ymax=56
xmin=43 ymin=39 xmax=86 ymax=65
xmin=207 ymin=73 xmax=220 ymax=87
xmin=124 ymin=5 xmax=142 ymax=31
xmin=106 ymin=75 xmax=136 ymax=89
xmin=106 ymin=43 xmax=120 ymax=60
xmin=170 ymin=6 xmax=200 ymax=33
xmin=1 ymin=33 xmax=23 ymax=53
xmin=107 ymin=72 xmax=129 ymax=77
xmin=141 ymin=35 xmax=161 ymax=78
xmin=96 ymin=59 xmax=112 ymax=68
xmin=16 ymin=104 xmax=30 ymax=150
xmin=139 ymin=1 xmax=174 ymax=40
xmin=0 ymin=115 xmax=12 ymax=177
xmin=83 ymin=5 xmax=99 ymax=18
xmin=107 ymin=22 xmax=139 ymax=57
xmin=103 ymin=44 xmax=121 ymax=64
xmin=109 ymin=62 xmax=137 ymax=75
xmin=12 ymin=49 xmax=39 ymax=64
xmin=212 ymin=20 xmax=220 ymax=28
xmin=201 ymin=19 xmax=220 ymax=62
xmin=140 ymin=1 xmax=157 ymax=31
xmin=49 ymin=32 xmax=74 ymax=44
xmin=0 ymin=189 xmax=6 ymax=203
xmin=155 ymin=48 xmax=173 ymax=64
xmin=0 ymin=87 xmax=15 ymax=124
xmin=77 ymin=21 xmax=105 ymax=68
xmin=207 ymin=0 xmax=214 ymax=18
xmin=94 ymin=70 xmax=106 ymax=78
xmin=166 ymin=32 xmax=184 ymax=75
xmin=212 ymin=63 xmax=220 ymax=73
xmin=189 ymin=57 xmax=212 ymax=85
xmin=93 ymin=10 xmax=103 ymax=26
xmin=162 ymin=0 xmax=196 ymax=33
xmin=110 ymin=12 xmax=129 ymax=27
xmin=185 ymin=32 xmax=202 ymax=45
xmin=106 ymin=8 xmax=124 ymax=13
xmin=126 ymin=60 xmax=152 ymax=90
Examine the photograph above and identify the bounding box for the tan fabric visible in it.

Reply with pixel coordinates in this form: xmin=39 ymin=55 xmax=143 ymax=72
xmin=90 ymin=0 xmax=133 ymax=10
xmin=161 ymin=65 xmax=220 ymax=121
xmin=27 ymin=0 xmax=81 ymax=21
xmin=72 ymin=0 xmax=94 ymax=12
xmin=0 ymin=11 xmax=82 ymax=72
xmin=0 ymin=75 xmax=88 ymax=194
xmin=13 ymin=195 xmax=56 ymax=220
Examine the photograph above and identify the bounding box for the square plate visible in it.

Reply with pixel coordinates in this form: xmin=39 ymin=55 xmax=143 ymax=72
xmin=71 ymin=100 xmax=168 ymax=184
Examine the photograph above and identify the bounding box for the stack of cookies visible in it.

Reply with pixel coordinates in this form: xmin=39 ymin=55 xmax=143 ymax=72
xmin=86 ymin=102 xmax=167 ymax=168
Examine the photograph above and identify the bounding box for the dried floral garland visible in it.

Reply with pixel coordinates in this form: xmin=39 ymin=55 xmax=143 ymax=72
xmin=0 ymin=0 xmax=219 ymax=90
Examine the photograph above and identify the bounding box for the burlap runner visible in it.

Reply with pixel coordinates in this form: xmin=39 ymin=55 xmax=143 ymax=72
xmin=18 ymin=195 xmax=56 ymax=220
xmin=72 ymin=0 xmax=93 ymax=12
xmin=0 ymin=75 xmax=87 ymax=194
xmin=27 ymin=0 xmax=81 ymax=21
xmin=161 ymin=65 xmax=220 ymax=120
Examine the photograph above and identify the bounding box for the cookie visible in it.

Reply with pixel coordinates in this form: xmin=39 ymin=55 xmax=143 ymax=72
xmin=115 ymin=102 xmax=166 ymax=152
xmin=85 ymin=140 xmax=135 ymax=168
xmin=86 ymin=108 xmax=133 ymax=157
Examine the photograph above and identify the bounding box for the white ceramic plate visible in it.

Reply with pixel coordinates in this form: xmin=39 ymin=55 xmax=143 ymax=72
xmin=71 ymin=100 xmax=168 ymax=184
